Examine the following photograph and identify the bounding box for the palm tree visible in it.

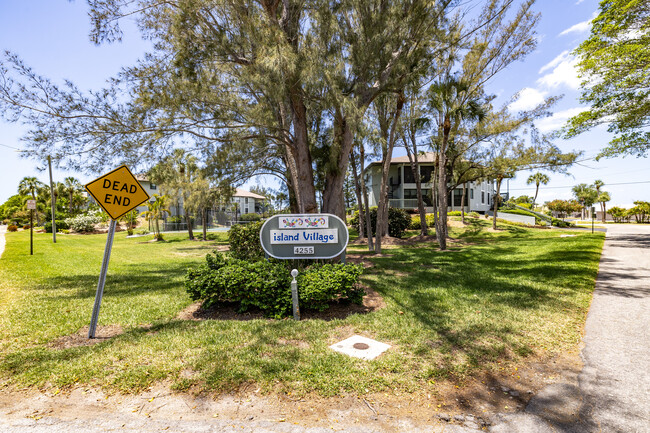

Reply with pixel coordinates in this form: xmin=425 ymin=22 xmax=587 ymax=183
xmin=18 ymin=177 xmax=45 ymax=225
xmin=141 ymin=194 xmax=170 ymax=241
xmin=597 ymin=191 xmax=611 ymax=223
xmin=572 ymin=183 xmax=598 ymax=220
xmin=526 ymin=173 xmax=550 ymax=210
xmin=63 ymin=177 xmax=83 ymax=214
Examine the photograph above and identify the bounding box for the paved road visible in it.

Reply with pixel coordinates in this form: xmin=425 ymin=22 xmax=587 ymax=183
xmin=493 ymin=224 xmax=650 ymax=432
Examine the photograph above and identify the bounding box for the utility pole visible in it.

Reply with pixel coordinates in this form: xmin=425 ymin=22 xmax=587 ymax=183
xmin=48 ymin=156 xmax=56 ymax=243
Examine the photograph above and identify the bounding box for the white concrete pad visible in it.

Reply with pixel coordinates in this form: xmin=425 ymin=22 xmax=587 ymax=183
xmin=560 ymin=234 xmax=577 ymax=237
xmin=329 ymin=335 xmax=390 ymax=360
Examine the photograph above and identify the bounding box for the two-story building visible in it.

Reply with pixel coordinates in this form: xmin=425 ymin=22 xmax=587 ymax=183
xmin=365 ymin=153 xmax=495 ymax=213
xmin=133 ymin=176 xmax=266 ymax=217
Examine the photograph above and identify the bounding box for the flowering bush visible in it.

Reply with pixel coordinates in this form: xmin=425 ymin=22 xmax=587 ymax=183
xmin=64 ymin=215 xmax=101 ymax=233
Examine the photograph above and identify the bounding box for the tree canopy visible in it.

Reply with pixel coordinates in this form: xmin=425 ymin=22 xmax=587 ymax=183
xmin=565 ymin=0 xmax=650 ymax=159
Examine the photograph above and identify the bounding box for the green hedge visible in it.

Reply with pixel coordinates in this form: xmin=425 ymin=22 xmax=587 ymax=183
xmin=240 ymin=213 xmax=261 ymax=222
xmin=185 ymin=252 xmax=364 ymax=317
xmin=228 ymin=221 xmax=264 ymax=261
xmin=349 ymin=207 xmax=411 ymax=238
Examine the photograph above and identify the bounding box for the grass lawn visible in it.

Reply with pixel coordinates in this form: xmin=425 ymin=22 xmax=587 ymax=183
xmin=0 ymin=220 xmax=604 ymax=396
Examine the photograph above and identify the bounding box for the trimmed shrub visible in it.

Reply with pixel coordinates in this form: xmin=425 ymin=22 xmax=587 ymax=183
xmin=23 ymin=224 xmax=31 ymax=230
xmin=228 ymin=221 xmax=264 ymax=261
xmin=410 ymin=213 xmax=436 ymax=230
xmin=185 ymin=252 xmax=363 ymax=317
xmin=240 ymin=213 xmax=261 ymax=222
xmin=7 ymin=225 xmax=18 ymax=232
xmin=44 ymin=220 xmax=70 ymax=233
xmin=468 ymin=212 xmax=480 ymax=218
xmin=350 ymin=207 xmax=411 ymax=238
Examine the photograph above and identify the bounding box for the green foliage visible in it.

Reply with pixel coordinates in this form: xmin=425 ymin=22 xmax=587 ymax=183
xmin=227 ymin=221 xmax=264 ymax=261
xmin=239 ymin=213 xmax=261 ymax=222
xmin=546 ymin=199 xmax=582 ymax=218
xmin=629 ymin=201 xmax=650 ymax=223
xmin=64 ymin=215 xmax=101 ymax=233
xmin=566 ymin=0 xmax=650 ymax=158
xmin=409 ymin=213 xmax=436 ymax=230
xmin=608 ymin=206 xmax=629 ymax=223
xmin=350 ymin=207 xmax=411 ymax=238
xmin=7 ymin=225 xmax=18 ymax=232
xmin=298 ymin=264 xmax=364 ymax=311
xmin=551 ymin=219 xmax=573 ymax=228
xmin=44 ymin=220 xmax=70 ymax=233
xmin=186 ymin=252 xmax=363 ymax=317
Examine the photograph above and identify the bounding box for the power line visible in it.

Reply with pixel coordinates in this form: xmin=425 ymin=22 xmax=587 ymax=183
xmin=0 ymin=143 xmax=25 ymax=152
xmin=508 ymin=180 xmax=650 ymax=191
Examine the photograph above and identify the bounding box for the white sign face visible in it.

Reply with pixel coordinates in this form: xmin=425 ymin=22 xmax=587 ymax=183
xmin=270 ymin=229 xmax=338 ymax=244
xmin=294 ymin=246 xmax=315 ymax=255
xmin=26 ymin=200 xmax=36 ymax=210
xmin=278 ymin=215 xmax=329 ymax=229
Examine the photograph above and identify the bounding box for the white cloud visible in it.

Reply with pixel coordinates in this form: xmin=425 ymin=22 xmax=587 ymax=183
xmin=559 ymin=12 xmax=598 ymax=37
xmin=537 ymin=51 xmax=581 ymax=89
xmin=508 ymin=87 xmax=548 ymax=111
xmin=536 ymin=107 xmax=584 ymax=133
xmin=575 ymin=0 xmax=586 ymax=4
xmin=559 ymin=20 xmax=590 ymax=36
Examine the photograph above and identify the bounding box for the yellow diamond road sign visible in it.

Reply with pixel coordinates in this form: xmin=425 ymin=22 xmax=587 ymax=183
xmin=85 ymin=165 xmax=150 ymax=220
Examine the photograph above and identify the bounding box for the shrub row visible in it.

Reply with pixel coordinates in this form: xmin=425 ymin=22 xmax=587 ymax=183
xmin=186 ymin=252 xmax=363 ymax=318
xmin=349 ymin=207 xmax=411 ymax=238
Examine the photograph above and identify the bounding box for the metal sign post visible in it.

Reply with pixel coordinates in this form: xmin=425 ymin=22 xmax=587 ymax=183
xmin=88 ymin=219 xmax=117 ymax=338
xmin=84 ymin=165 xmax=150 ymax=339
xmin=26 ymin=199 xmax=36 ymax=255
xmin=290 ymin=269 xmax=300 ymax=321
xmin=591 ymin=206 xmax=595 ymax=234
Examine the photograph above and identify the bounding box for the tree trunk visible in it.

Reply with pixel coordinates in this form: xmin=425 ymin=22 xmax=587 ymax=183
xmin=185 ymin=210 xmax=194 ymax=240
xmin=492 ymin=176 xmax=503 ymax=230
xmin=533 ymin=184 xmax=540 ymax=211
xmin=358 ymin=144 xmax=374 ymax=251
xmin=322 ymin=112 xmax=355 ymax=220
xmin=405 ymin=142 xmax=427 ymax=236
xmin=374 ymin=95 xmax=404 ymax=253
xmin=602 ymin=202 xmax=607 ymax=223
xmin=436 ymin=125 xmax=450 ymax=251
xmin=350 ymin=149 xmax=366 ymax=239
xmin=202 ymin=207 xmax=207 ymax=241
xmin=288 ymin=95 xmax=318 ymax=214
xmin=461 ymin=182 xmax=467 ymax=224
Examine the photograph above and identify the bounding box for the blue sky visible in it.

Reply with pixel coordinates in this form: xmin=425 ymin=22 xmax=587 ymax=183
xmin=0 ymin=0 xmax=647 ymax=208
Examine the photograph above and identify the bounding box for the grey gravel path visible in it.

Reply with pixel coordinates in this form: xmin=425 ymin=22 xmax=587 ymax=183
xmin=492 ymin=224 xmax=650 ymax=432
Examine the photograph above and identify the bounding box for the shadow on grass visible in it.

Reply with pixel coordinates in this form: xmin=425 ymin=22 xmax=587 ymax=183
xmin=34 ymin=261 xmax=195 ymax=300
xmin=366 ymin=232 xmax=603 ymax=377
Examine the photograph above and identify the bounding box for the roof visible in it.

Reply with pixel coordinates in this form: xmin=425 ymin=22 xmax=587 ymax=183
xmin=135 ymin=174 xmax=149 ymax=182
xmin=367 ymin=151 xmax=437 ymax=167
xmin=233 ymin=188 xmax=266 ymax=199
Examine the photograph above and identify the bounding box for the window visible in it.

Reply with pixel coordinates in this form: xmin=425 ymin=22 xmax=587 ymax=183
xmin=245 ymin=197 xmax=249 ymax=204
xmin=149 ymin=183 xmax=157 ymax=190
xmin=470 ymin=189 xmax=474 ymax=200
xmin=404 ymin=166 xmax=415 ymax=183
xmin=481 ymin=191 xmax=485 ymax=204
xmin=487 ymin=193 xmax=490 ymax=205
xmin=404 ymin=189 xmax=432 ymax=205
xmin=245 ymin=208 xmax=249 ymax=214
xmin=420 ymin=166 xmax=434 ymax=183
xmin=452 ymin=189 xmax=468 ymax=207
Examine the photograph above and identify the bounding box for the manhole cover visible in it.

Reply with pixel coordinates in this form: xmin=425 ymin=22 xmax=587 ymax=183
xmin=329 ymin=335 xmax=391 ymax=360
